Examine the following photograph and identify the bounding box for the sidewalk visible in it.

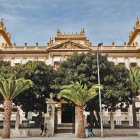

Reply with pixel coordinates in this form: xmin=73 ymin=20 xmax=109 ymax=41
xmin=1 ymin=134 xmax=140 ymax=140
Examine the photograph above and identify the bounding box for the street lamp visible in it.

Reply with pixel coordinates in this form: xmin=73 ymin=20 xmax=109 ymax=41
xmin=97 ymin=43 xmax=103 ymax=138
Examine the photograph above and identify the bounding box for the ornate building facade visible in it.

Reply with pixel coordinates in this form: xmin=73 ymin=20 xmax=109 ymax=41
xmin=0 ymin=18 xmax=140 ymax=69
xmin=0 ymin=19 xmax=140 ymax=127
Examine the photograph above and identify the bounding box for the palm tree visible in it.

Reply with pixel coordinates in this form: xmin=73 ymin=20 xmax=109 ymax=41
xmin=57 ymin=81 xmax=103 ymax=138
xmin=0 ymin=75 xmax=32 ymax=138
xmin=129 ymin=67 xmax=140 ymax=128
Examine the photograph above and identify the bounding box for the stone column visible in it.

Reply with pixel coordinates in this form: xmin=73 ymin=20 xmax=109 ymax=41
xmin=45 ymin=93 xmax=57 ymax=137
xmin=11 ymin=58 xmax=15 ymax=66
xmin=12 ymin=108 xmax=20 ymax=137
xmin=113 ymin=57 xmax=118 ymax=65
xmin=125 ymin=58 xmax=130 ymax=69
xmin=137 ymin=58 xmax=140 ymax=67
xmin=15 ymin=109 xmax=20 ymax=129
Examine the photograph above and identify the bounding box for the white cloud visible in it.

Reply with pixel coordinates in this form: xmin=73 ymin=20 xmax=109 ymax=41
xmin=1 ymin=1 xmax=37 ymax=10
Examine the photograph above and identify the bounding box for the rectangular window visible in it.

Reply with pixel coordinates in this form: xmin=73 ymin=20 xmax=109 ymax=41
xmin=15 ymin=63 xmax=20 ymax=65
xmin=118 ymin=63 xmax=125 ymax=66
xmin=136 ymin=108 xmax=140 ymax=112
xmin=130 ymin=63 xmax=137 ymax=67
xmin=121 ymin=107 xmax=128 ymax=115
xmin=54 ymin=61 xmax=60 ymax=68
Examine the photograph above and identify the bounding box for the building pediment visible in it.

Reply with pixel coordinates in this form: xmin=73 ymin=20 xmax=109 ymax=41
xmin=47 ymin=40 xmax=91 ymax=51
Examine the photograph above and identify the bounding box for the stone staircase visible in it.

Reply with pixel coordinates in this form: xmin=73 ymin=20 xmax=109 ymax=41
xmin=56 ymin=123 xmax=74 ymax=133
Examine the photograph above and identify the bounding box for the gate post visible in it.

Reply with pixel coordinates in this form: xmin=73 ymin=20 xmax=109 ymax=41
xmin=45 ymin=93 xmax=57 ymax=137
xmin=15 ymin=109 xmax=20 ymax=130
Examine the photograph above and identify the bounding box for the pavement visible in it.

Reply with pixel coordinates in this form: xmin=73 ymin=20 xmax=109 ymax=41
xmin=0 ymin=134 xmax=140 ymax=140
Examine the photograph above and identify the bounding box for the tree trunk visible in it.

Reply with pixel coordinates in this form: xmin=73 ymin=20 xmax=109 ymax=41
xmin=2 ymin=100 xmax=12 ymax=138
xmin=110 ymin=110 xmax=114 ymax=130
xmin=132 ymin=98 xmax=137 ymax=128
xmin=75 ymin=106 xmax=85 ymax=138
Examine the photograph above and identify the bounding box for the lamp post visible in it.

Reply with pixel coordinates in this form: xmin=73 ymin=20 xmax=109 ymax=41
xmin=97 ymin=43 xmax=103 ymax=138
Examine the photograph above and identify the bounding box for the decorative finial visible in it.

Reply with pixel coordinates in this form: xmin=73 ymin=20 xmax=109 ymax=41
xmin=1 ymin=18 xmax=3 ymax=23
xmin=25 ymin=42 xmax=27 ymax=46
xmin=83 ymin=28 xmax=85 ymax=33
xmin=80 ymin=28 xmax=85 ymax=34
xmin=136 ymin=17 xmax=139 ymax=26
xmin=112 ymin=42 xmax=115 ymax=46
xmin=133 ymin=26 xmax=136 ymax=30
xmin=124 ymin=42 xmax=126 ymax=46
xmin=129 ymin=32 xmax=131 ymax=38
xmin=0 ymin=18 xmax=4 ymax=27
xmin=80 ymin=28 xmax=82 ymax=34
xmin=57 ymin=28 xmax=61 ymax=34
xmin=49 ymin=38 xmax=53 ymax=45
xmin=7 ymin=32 xmax=10 ymax=37
xmin=9 ymin=33 xmax=11 ymax=38
xmin=4 ymin=27 xmax=6 ymax=31
xmin=51 ymin=37 xmax=53 ymax=44
xmin=36 ymin=42 xmax=38 ymax=46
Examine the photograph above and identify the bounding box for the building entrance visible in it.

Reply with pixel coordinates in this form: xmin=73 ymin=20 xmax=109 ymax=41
xmin=61 ymin=103 xmax=75 ymax=123
xmin=54 ymin=103 xmax=75 ymax=134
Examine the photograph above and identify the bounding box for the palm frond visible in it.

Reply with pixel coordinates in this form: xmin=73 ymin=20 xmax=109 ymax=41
xmin=0 ymin=75 xmax=33 ymax=100
xmin=129 ymin=67 xmax=140 ymax=91
xmin=58 ymin=81 xmax=103 ymax=106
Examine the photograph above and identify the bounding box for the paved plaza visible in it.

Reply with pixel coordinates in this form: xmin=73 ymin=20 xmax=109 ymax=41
xmin=7 ymin=136 xmax=140 ymax=140
xmin=0 ymin=134 xmax=140 ymax=140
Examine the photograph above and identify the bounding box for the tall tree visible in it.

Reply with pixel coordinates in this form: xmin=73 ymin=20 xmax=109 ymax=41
xmin=13 ymin=61 xmax=57 ymax=114
xmin=0 ymin=76 xmax=32 ymax=138
xmin=57 ymin=81 xmax=102 ymax=138
xmin=103 ymin=64 xmax=130 ymax=130
xmin=56 ymin=52 xmax=130 ymax=130
xmin=129 ymin=66 xmax=140 ymax=128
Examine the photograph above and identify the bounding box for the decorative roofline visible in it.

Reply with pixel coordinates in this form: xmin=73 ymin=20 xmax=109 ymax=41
xmin=128 ymin=18 xmax=140 ymax=45
xmin=56 ymin=28 xmax=86 ymax=38
xmin=0 ymin=19 xmax=12 ymax=46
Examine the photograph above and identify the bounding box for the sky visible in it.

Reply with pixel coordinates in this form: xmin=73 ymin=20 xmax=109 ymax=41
xmin=0 ymin=0 xmax=140 ymax=46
